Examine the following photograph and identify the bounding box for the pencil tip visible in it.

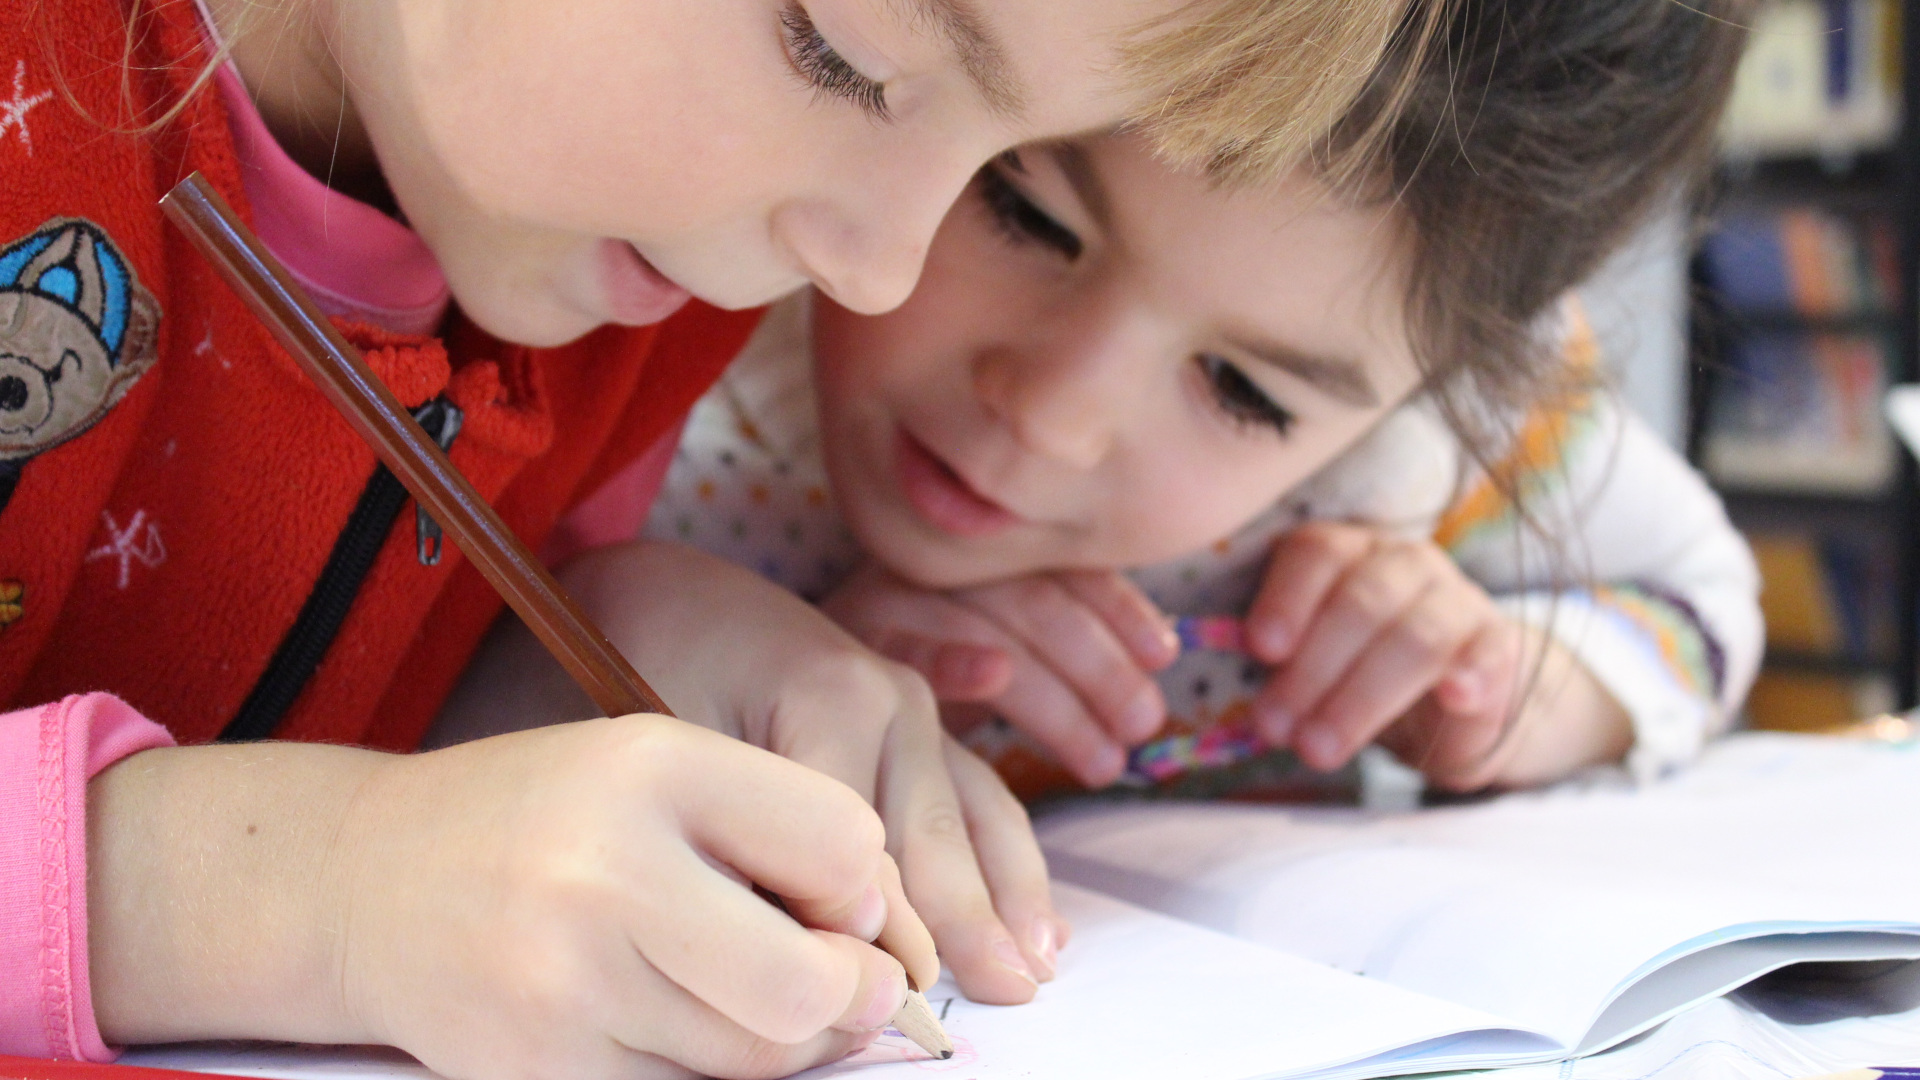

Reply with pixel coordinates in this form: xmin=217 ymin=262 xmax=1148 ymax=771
xmin=939 ymin=1052 xmax=953 ymax=1060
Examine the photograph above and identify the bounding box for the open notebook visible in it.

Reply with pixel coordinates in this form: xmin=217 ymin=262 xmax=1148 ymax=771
xmin=796 ymin=732 xmax=1920 ymax=1080
xmin=122 ymin=733 xmax=1919 ymax=1080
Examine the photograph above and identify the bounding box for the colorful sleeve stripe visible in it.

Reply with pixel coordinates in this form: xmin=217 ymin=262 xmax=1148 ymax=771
xmin=1582 ymin=582 xmax=1728 ymax=701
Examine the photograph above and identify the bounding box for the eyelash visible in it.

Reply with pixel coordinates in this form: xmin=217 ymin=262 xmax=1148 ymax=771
xmin=781 ymin=3 xmax=890 ymax=121
xmin=1199 ymin=354 xmax=1295 ymax=436
xmin=978 ymin=163 xmax=1083 ymax=260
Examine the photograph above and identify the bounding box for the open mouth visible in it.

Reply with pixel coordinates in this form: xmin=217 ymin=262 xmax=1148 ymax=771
xmin=894 ymin=428 xmax=1022 ymax=538
xmin=598 ymin=240 xmax=692 ymax=326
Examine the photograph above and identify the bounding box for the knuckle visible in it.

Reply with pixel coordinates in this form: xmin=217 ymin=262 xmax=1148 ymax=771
xmin=913 ymin=799 xmax=975 ymax=852
xmin=789 ymin=647 xmax=902 ymax=725
xmin=1338 ymin=572 xmax=1400 ymax=620
xmin=1394 ymin=609 xmax=1461 ymax=658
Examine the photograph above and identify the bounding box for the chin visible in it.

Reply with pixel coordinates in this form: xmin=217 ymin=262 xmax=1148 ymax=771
xmin=452 ymin=286 xmax=601 ymax=349
xmin=871 ymin=531 xmax=1020 ymax=591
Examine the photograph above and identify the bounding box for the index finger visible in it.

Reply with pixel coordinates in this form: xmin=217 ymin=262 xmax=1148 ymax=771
xmin=665 ymin=727 xmax=891 ymax=893
xmin=1057 ymin=570 xmax=1180 ymax=669
xmin=1246 ymin=523 xmax=1378 ymax=662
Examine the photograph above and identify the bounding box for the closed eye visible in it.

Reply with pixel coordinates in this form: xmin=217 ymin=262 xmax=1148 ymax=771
xmin=781 ymin=3 xmax=890 ymax=121
xmin=978 ymin=163 xmax=1083 ymax=260
xmin=1199 ymin=354 xmax=1294 ymax=436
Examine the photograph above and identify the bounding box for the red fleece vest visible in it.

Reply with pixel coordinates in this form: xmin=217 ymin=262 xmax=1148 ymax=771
xmin=0 ymin=0 xmax=757 ymax=749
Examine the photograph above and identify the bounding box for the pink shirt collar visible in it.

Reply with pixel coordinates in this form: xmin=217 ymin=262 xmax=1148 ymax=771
xmin=210 ymin=64 xmax=451 ymax=337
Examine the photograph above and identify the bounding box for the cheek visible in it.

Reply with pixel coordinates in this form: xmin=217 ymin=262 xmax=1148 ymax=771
xmin=1100 ymin=425 xmax=1330 ymax=566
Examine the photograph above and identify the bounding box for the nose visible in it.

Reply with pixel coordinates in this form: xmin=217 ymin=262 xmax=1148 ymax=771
xmin=769 ymin=153 xmax=976 ymax=316
xmin=972 ymin=301 xmax=1143 ymax=471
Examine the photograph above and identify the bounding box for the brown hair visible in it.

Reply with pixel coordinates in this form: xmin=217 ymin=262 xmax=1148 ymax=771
xmin=1318 ymin=0 xmax=1750 ymax=778
xmin=1327 ymin=0 xmax=1750 ymax=438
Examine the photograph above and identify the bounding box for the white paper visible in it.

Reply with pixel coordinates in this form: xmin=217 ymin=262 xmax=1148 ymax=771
xmin=1038 ymin=735 xmax=1920 ymax=1048
xmin=797 ymin=884 xmax=1554 ymax=1080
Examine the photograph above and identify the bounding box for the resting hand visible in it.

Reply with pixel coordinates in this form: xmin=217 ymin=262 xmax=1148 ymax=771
xmin=1245 ymin=521 xmax=1631 ymax=791
xmin=823 ymin=563 xmax=1179 ymax=788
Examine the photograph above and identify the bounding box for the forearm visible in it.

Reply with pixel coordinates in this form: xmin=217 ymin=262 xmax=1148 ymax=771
xmin=87 ymin=742 xmax=388 ymax=1046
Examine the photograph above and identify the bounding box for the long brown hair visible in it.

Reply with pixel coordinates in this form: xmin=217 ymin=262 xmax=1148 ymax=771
xmin=1318 ymin=0 xmax=1751 ymax=775
xmin=1329 ymin=0 xmax=1750 ymax=443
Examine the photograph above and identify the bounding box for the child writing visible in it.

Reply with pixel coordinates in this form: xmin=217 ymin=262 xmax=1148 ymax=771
xmin=612 ymin=0 xmax=1762 ymax=815
xmin=0 ymin=0 xmax=1436 ymax=1077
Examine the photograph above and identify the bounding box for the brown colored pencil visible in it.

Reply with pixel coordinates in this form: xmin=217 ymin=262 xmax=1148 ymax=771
xmin=161 ymin=171 xmax=953 ymax=1059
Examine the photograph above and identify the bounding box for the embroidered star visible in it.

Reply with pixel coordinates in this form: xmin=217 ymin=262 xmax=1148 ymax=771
xmin=1 ymin=61 xmax=54 ymax=157
xmin=86 ymin=509 xmax=166 ymax=590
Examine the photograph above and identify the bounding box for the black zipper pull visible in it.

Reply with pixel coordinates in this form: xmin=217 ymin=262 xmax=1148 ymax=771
xmin=412 ymin=397 xmax=465 ymax=566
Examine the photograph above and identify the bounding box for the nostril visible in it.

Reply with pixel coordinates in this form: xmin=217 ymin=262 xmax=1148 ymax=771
xmin=0 ymin=377 xmax=27 ymax=412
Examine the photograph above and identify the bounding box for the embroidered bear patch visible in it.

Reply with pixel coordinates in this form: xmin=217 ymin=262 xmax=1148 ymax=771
xmin=0 ymin=218 xmax=159 ymax=510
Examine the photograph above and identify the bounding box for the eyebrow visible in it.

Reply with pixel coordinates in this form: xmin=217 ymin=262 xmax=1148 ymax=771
xmin=1226 ymin=337 xmax=1380 ymax=408
xmin=902 ymin=0 xmax=1026 ymax=118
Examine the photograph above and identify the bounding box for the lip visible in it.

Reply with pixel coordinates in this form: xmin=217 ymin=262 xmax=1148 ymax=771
xmin=597 ymin=240 xmax=692 ymax=326
xmin=894 ymin=429 xmax=1023 ymax=538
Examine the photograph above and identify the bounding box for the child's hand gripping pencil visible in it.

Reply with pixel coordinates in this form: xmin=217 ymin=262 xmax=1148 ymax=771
xmin=159 ymin=172 xmax=953 ymax=1060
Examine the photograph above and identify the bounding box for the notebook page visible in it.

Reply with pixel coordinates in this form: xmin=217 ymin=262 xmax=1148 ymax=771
xmin=1038 ymin=734 xmax=1920 ymax=1048
xmin=798 ymin=883 xmax=1556 ymax=1080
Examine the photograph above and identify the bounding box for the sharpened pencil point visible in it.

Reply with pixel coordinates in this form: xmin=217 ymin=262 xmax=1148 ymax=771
xmin=890 ymin=988 xmax=954 ymax=1060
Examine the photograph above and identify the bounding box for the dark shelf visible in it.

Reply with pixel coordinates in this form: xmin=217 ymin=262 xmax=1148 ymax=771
xmin=1759 ymin=649 xmax=1898 ymax=678
xmin=1707 ymin=309 xmax=1897 ymax=335
xmin=1720 ymin=486 xmax=1896 ymax=530
xmin=1716 ymin=151 xmax=1900 ymax=206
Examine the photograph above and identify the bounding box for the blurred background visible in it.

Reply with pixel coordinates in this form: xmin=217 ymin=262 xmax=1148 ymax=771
xmin=1590 ymin=0 xmax=1920 ymax=731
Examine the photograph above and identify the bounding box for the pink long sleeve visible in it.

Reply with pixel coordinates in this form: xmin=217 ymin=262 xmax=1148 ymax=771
xmin=0 ymin=695 xmax=174 ymax=1062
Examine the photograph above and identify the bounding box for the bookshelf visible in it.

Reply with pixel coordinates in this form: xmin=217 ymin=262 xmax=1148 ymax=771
xmin=1688 ymin=0 xmax=1920 ymax=728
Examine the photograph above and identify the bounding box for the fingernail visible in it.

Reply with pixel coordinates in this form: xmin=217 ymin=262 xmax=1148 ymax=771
xmin=993 ymin=937 xmax=1039 ymax=985
xmin=1301 ymin=727 xmax=1343 ymax=769
xmin=1121 ymin=691 xmax=1163 ymax=741
xmin=1258 ymin=702 xmax=1295 ymax=745
xmin=856 ymin=971 xmax=906 ymax=1031
xmin=850 ymin=883 xmax=887 ymax=942
xmin=1086 ymin=743 xmax=1127 ymax=786
xmin=1028 ymin=919 xmax=1058 ymax=981
xmin=1444 ymin=670 xmax=1482 ymax=708
xmin=1146 ymin=621 xmax=1180 ymax=664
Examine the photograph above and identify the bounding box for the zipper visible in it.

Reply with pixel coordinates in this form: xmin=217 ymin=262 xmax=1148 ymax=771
xmin=219 ymin=396 xmax=465 ymax=742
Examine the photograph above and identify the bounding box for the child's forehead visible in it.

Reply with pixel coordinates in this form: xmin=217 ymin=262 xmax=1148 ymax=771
xmin=1078 ymin=135 xmax=1364 ymax=244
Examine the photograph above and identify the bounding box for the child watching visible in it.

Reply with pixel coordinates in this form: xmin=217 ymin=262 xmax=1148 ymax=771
xmin=635 ymin=0 xmax=1762 ymax=811
xmin=1 ymin=0 xmax=1432 ymax=1075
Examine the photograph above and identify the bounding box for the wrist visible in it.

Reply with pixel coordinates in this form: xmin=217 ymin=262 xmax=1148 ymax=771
xmin=88 ymin=742 xmax=390 ymax=1045
xmin=1498 ymin=640 xmax=1633 ymax=787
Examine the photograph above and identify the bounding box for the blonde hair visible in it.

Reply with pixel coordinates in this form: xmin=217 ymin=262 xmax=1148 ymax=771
xmin=1120 ymin=0 xmax=1454 ymax=185
xmin=29 ymin=0 xmax=272 ymax=134
xmin=63 ymin=0 xmax=1441 ymax=184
